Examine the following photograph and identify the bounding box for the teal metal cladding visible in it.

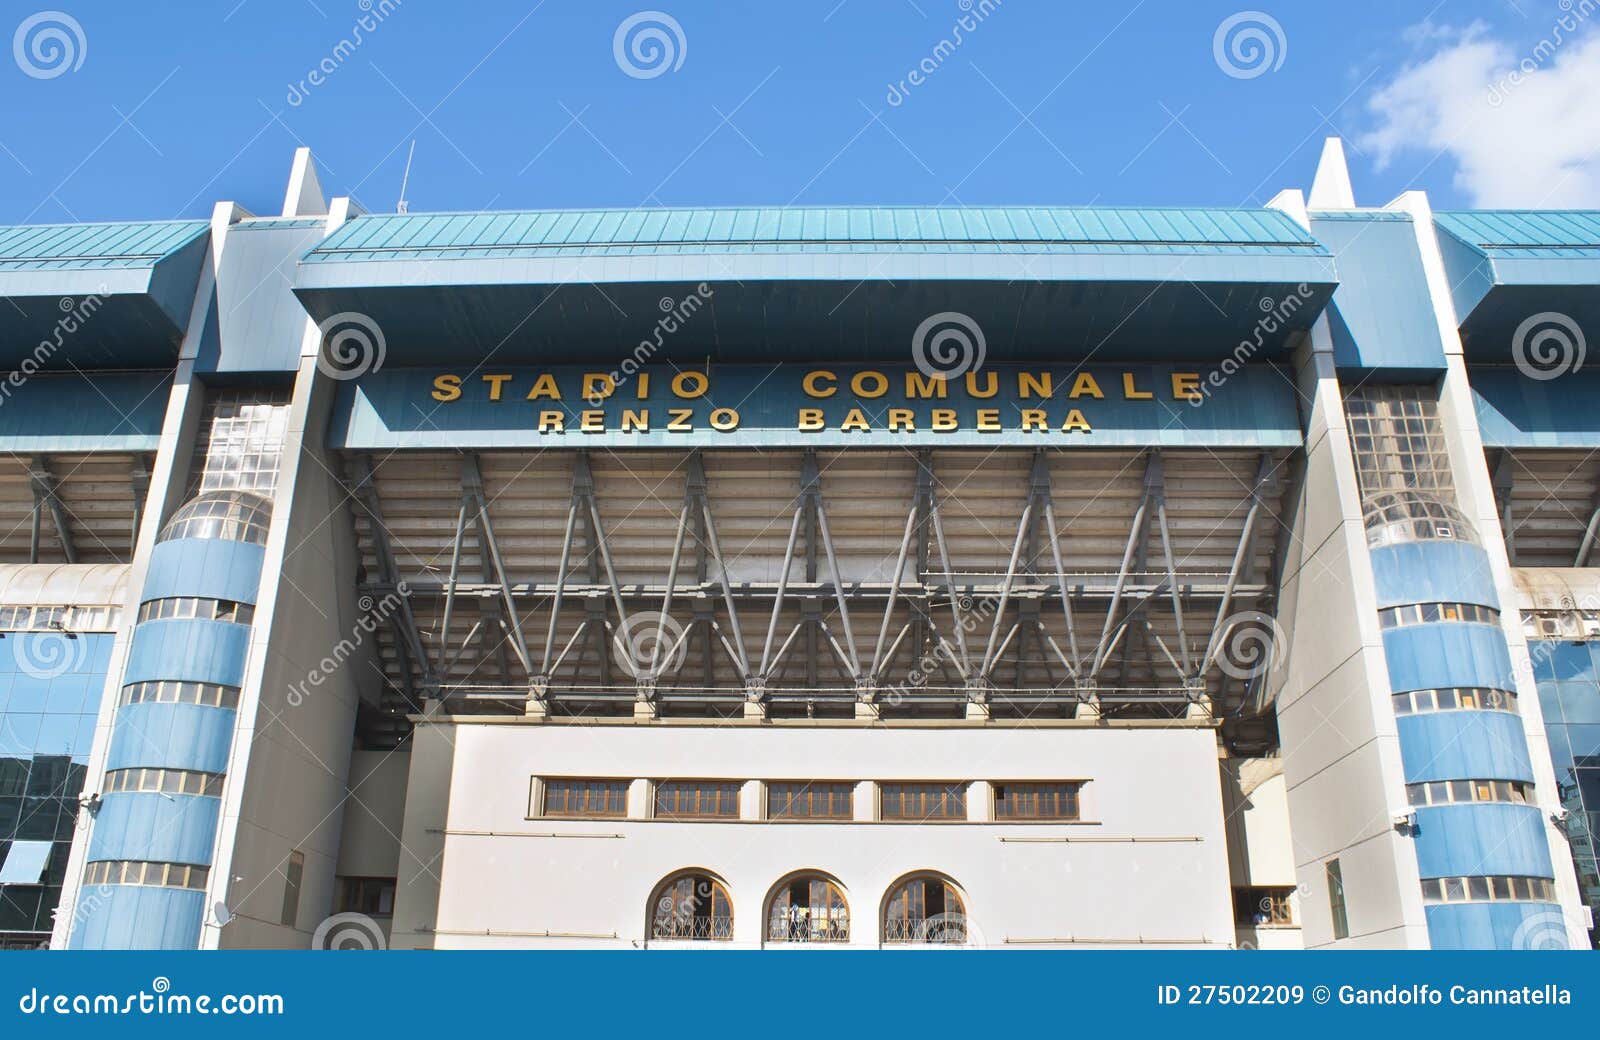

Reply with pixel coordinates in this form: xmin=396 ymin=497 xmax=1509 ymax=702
xmin=1395 ymin=712 xmax=1536 ymax=785
xmin=104 ymin=703 xmax=236 ymax=775
xmin=1368 ymin=542 xmax=1500 ymax=611
xmin=1367 ymin=536 xmax=1559 ymax=947
xmin=0 ymin=219 xmax=209 ymax=272
xmin=123 ymin=621 xmax=252 ymax=689
xmin=1424 ymin=902 xmax=1567 ymax=950
xmin=1308 ymin=212 xmax=1447 ymax=374
xmin=68 ymin=886 xmax=206 ymax=950
xmin=1381 ymin=624 xmax=1517 ymax=693
xmin=142 ymin=539 xmax=267 ymax=606
xmin=1412 ymin=804 xmax=1554 ymax=879
xmin=87 ymin=792 xmax=221 ymax=866
xmin=78 ymin=509 xmax=268 ymax=950
xmin=305 ymin=205 xmax=1328 ymax=262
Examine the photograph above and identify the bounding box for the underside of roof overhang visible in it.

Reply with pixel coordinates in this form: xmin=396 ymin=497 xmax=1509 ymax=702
xmin=0 ymin=220 xmax=209 ymax=369
xmin=1436 ymin=211 xmax=1600 ymax=362
xmin=293 ymin=272 xmax=1334 ymax=366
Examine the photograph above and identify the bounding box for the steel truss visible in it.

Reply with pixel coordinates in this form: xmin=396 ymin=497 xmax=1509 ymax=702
xmin=350 ymin=447 xmax=1288 ymax=721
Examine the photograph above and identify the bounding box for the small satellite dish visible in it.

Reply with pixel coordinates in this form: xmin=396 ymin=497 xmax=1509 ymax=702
xmin=211 ymin=900 xmax=232 ymax=927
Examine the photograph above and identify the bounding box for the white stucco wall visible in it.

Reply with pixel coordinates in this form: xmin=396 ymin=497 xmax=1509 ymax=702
xmin=400 ymin=721 xmax=1237 ymax=949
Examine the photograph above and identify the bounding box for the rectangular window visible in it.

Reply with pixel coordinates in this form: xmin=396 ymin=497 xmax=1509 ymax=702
xmin=992 ymin=782 xmax=1082 ymax=820
xmin=1326 ymin=859 xmax=1349 ymax=940
xmin=336 ymin=876 xmax=397 ymax=917
xmin=280 ymin=850 xmax=304 ymax=928
xmin=1232 ymin=886 xmax=1296 ymax=926
xmin=542 ymin=778 xmax=630 ymax=818
xmin=880 ymin=783 xmax=967 ymax=821
xmin=767 ymin=782 xmax=854 ymax=820
xmin=655 ymin=780 xmax=741 ymax=820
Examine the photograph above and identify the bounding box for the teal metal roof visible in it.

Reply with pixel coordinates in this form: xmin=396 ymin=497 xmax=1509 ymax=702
xmin=1435 ymin=210 xmax=1600 ymax=258
xmin=304 ymin=206 xmax=1326 ymax=262
xmin=0 ymin=219 xmax=209 ymax=272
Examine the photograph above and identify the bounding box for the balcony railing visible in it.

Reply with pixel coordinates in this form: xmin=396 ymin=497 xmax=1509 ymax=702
xmin=881 ymin=914 xmax=969 ymax=944
xmin=650 ymin=915 xmax=734 ymax=941
xmin=765 ymin=915 xmax=851 ymax=943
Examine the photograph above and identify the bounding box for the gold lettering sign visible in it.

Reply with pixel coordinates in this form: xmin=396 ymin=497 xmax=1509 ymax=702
xmin=422 ymin=367 xmax=1212 ymax=437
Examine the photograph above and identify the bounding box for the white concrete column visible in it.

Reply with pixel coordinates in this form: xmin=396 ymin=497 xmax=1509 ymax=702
xmin=968 ymin=781 xmax=992 ymax=822
xmin=628 ymin=779 xmax=653 ymax=820
xmin=853 ymin=781 xmax=876 ymax=822
xmin=1388 ymin=189 xmax=1589 ymax=948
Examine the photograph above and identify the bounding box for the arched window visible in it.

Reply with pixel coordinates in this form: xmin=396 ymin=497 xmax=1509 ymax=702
xmin=1361 ymin=491 xmax=1477 ymax=550
xmin=882 ymin=874 xmax=968 ymax=944
xmin=159 ymin=490 xmax=273 ymax=546
xmin=765 ymin=874 xmax=849 ymax=943
xmin=649 ymin=872 xmax=733 ymax=941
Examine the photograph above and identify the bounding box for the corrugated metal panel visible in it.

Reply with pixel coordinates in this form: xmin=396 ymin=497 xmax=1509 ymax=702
xmin=1436 ymin=210 xmax=1600 ymax=258
xmin=303 ymin=205 xmax=1325 ymax=263
xmin=0 ymin=219 xmax=208 ymax=271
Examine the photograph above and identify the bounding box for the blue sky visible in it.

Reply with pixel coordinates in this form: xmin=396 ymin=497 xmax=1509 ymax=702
xmin=1 ymin=0 xmax=1595 ymax=222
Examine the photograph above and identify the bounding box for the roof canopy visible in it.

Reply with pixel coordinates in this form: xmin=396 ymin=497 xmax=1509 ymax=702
xmin=1435 ymin=210 xmax=1600 ymax=361
xmin=0 ymin=219 xmax=209 ymax=368
xmin=294 ymin=205 xmax=1336 ymax=364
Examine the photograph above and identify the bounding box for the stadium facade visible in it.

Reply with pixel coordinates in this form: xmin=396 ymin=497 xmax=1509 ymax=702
xmin=0 ymin=140 xmax=1595 ymax=951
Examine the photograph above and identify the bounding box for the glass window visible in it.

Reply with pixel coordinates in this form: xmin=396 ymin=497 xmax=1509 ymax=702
xmin=880 ymin=782 xmax=967 ymax=821
xmin=542 ymin=778 xmax=629 ymax=818
xmin=159 ymin=490 xmax=274 ymax=546
xmin=1326 ymin=859 xmax=1349 ymax=939
xmin=765 ymin=874 xmax=849 ymax=943
xmin=766 ymin=782 xmax=853 ymax=820
xmin=993 ymin=782 xmax=1082 ymax=820
xmin=649 ymin=873 xmax=732 ymax=941
xmin=654 ymin=780 xmax=740 ymax=820
xmin=883 ymin=875 xmax=967 ymax=944
xmin=280 ymin=850 xmax=304 ymax=928
xmin=336 ymin=876 xmax=396 ymax=918
xmin=1233 ymin=886 xmax=1295 ymax=926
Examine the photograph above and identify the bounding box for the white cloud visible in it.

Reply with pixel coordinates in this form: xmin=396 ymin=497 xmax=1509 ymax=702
xmin=1362 ymin=22 xmax=1600 ymax=207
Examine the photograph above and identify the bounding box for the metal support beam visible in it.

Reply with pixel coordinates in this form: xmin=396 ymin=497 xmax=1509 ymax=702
xmin=1489 ymin=450 xmax=1520 ymax=564
xmin=1199 ymin=453 xmax=1274 ymax=678
xmin=1091 ymin=452 xmax=1157 ymax=677
xmin=28 ymin=456 xmax=75 ymax=564
xmin=130 ymin=454 xmax=151 ymax=548
xmin=345 ymin=455 xmax=430 ymax=709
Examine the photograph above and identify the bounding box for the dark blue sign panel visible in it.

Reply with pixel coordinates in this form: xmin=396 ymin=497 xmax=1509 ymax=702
xmin=331 ymin=363 xmax=1301 ymax=450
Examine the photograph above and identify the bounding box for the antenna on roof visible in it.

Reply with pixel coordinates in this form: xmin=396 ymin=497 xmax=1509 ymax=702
xmin=397 ymin=139 xmax=416 ymax=214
